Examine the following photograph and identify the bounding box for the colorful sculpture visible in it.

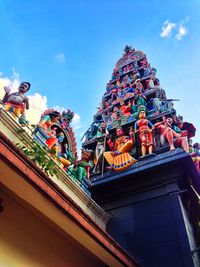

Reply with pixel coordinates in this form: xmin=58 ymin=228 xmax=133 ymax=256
xmin=37 ymin=109 xmax=61 ymax=148
xmin=135 ymin=106 xmax=154 ymax=157
xmin=104 ymin=127 xmax=137 ymax=171
xmin=68 ymin=149 xmax=93 ymax=183
xmin=154 ymin=116 xmax=189 ymax=152
xmin=193 ymin=143 xmax=200 ymax=156
xmin=2 ymin=82 xmax=31 ymax=125
xmin=119 ymin=99 xmax=131 ymax=117
xmin=134 ymin=88 xmax=147 ymax=107
xmin=60 ymin=109 xmax=74 ymax=129
xmin=81 ymin=45 xmax=198 ymax=175
xmin=189 ymin=139 xmax=200 ymax=172
xmin=93 ymin=122 xmax=108 ymax=173
xmin=35 ymin=108 xmax=77 ymax=167
xmin=133 ymin=78 xmax=144 ymax=93
xmin=50 ymin=132 xmax=71 ymax=168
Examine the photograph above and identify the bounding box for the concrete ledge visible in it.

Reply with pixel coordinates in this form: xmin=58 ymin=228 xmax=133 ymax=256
xmin=0 ymin=108 xmax=109 ymax=229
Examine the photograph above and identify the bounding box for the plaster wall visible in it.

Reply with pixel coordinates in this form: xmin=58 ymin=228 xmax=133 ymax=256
xmin=0 ymin=188 xmax=104 ymax=267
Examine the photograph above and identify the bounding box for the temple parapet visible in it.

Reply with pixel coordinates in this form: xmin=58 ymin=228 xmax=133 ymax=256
xmin=0 ymin=108 xmax=110 ymax=229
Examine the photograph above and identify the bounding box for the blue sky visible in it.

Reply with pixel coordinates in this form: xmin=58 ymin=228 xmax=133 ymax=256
xmin=0 ymin=0 xmax=200 ymax=150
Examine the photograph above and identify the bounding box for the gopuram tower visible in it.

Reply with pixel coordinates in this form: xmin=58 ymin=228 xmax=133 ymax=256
xmin=82 ymin=46 xmax=200 ymax=267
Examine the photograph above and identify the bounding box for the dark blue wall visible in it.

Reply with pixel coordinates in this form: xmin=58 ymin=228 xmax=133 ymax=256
xmin=90 ymin=151 xmax=200 ymax=267
xmin=106 ymin=183 xmax=197 ymax=267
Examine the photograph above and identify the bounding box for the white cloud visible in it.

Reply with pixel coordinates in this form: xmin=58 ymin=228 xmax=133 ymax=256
xmin=175 ymin=25 xmax=188 ymax=40
xmin=11 ymin=67 xmax=20 ymax=80
xmin=55 ymin=53 xmax=66 ymax=63
xmin=71 ymin=113 xmax=81 ymax=130
xmin=26 ymin=93 xmax=48 ymax=125
xmin=160 ymin=20 xmax=176 ymax=38
xmin=160 ymin=18 xmax=189 ymax=41
xmin=52 ymin=105 xmax=66 ymax=113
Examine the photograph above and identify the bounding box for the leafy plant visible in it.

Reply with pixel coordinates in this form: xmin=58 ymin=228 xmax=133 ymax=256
xmin=16 ymin=141 xmax=58 ymax=177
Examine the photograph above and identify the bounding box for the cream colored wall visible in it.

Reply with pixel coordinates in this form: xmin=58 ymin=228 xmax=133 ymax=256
xmin=0 ymin=188 xmax=104 ymax=267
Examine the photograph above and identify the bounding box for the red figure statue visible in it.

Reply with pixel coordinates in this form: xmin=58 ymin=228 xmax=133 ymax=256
xmin=135 ymin=106 xmax=154 ymax=157
xmin=154 ymin=116 xmax=189 ymax=152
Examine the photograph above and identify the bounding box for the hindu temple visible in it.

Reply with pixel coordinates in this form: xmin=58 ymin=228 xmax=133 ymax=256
xmin=82 ymin=45 xmax=200 ymax=267
xmin=0 ymin=45 xmax=199 ymax=267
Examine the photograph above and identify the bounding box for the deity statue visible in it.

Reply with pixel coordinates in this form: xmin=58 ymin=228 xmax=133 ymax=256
xmin=2 ymin=82 xmax=31 ymax=125
xmin=154 ymin=116 xmax=189 ymax=152
xmin=60 ymin=109 xmax=74 ymax=129
xmin=34 ymin=108 xmax=77 ymax=173
xmin=133 ymin=78 xmax=144 ymax=93
xmin=104 ymin=127 xmax=137 ymax=172
xmin=50 ymin=132 xmax=72 ymax=168
xmin=124 ymin=45 xmax=133 ymax=54
xmin=119 ymin=99 xmax=131 ymax=118
xmin=139 ymin=57 xmax=148 ymax=67
xmin=111 ymin=106 xmax=122 ymax=121
xmin=93 ymin=122 xmax=108 ymax=173
xmin=133 ymin=87 xmax=147 ymax=108
xmin=37 ymin=109 xmax=61 ymax=148
xmin=134 ymin=106 xmax=154 ymax=157
xmin=189 ymin=139 xmax=200 ymax=172
xmin=68 ymin=149 xmax=93 ymax=183
xmin=193 ymin=143 xmax=200 ymax=156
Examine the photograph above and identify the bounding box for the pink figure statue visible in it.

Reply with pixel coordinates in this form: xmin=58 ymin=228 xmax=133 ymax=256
xmin=154 ymin=117 xmax=189 ymax=152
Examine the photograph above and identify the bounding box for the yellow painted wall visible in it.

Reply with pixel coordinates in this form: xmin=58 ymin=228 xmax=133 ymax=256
xmin=0 ymin=188 xmax=104 ymax=267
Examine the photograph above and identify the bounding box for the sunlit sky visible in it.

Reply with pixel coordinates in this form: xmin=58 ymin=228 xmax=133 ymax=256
xmin=0 ymin=0 xmax=199 ymax=151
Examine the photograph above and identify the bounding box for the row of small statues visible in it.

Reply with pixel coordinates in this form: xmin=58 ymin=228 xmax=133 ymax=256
xmin=111 ymin=63 xmax=155 ymax=83
xmin=96 ymin=78 xmax=166 ymax=128
xmin=106 ymin=75 xmax=159 ymax=98
xmin=86 ymin=91 xmax=171 ymax=141
xmin=91 ymin=105 xmax=198 ymax=174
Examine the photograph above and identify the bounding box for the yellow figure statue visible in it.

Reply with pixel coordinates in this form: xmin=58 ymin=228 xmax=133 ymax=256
xmin=104 ymin=127 xmax=137 ymax=172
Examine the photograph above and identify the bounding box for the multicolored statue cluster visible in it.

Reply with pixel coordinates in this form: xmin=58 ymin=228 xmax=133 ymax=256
xmin=0 ymin=81 xmax=93 ymax=187
xmin=1 ymin=45 xmax=199 ymax=181
xmin=82 ymin=46 xmax=199 ymax=174
xmin=34 ymin=108 xmax=93 ymax=185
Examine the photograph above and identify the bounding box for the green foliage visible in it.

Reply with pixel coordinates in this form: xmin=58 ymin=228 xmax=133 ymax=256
xmin=16 ymin=128 xmax=26 ymax=134
xmin=16 ymin=141 xmax=58 ymax=177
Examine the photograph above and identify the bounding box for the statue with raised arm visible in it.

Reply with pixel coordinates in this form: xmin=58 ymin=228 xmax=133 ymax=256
xmin=2 ymin=82 xmax=31 ymax=125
